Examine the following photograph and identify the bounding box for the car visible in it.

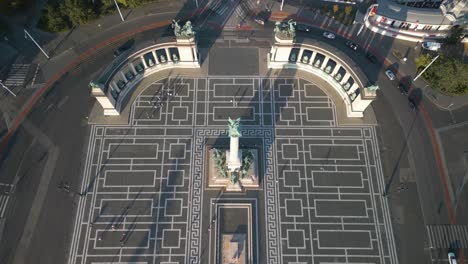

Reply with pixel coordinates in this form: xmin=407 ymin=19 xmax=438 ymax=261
xmin=254 ymin=10 xmax=270 ymax=25
xmin=345 ymin=40 xmax=358 ymax=51
xmin=408 ymin=96 xmax=417 ymax=110
xmin=296 ymin=24 xmax=312 ymax=32
xmin=422 ymin=41 xmax=442 ymax=51
xmin=365 ymin=53 xmax=377 ymax=63
xmin=448 ymin=252 xmax=458 ymax=264
xmin=322 ymin=31 xmax=336 ymax=39
xmin=113 ymin=39 xmax=134 ymax=57
xmin=385 ymin=69 xmax=396 ymax=80
xmin=397 ymin=82 xmax=409 ymax=95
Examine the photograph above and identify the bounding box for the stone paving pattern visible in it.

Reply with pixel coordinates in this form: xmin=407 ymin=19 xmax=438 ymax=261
xmin=69 ymin=77 xmax=397 ymax=264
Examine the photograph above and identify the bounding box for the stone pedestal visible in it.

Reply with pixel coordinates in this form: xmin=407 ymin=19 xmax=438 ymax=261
xmin=176 ymin=37 xmax=198 ymax=62
xmin=222 ymin=234 xmax=247 ymax=264
xmin=351 ymin=88 xmax=376 ymax=113
xmin=207 ymin=149 xmax=260 ymax=191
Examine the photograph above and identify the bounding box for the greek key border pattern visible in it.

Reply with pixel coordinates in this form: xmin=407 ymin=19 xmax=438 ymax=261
xmin=188 ymin=128 xmax=278 ymax=263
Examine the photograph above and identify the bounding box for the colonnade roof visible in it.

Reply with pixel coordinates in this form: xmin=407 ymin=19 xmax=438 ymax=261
xmin=296 ymin=38 xmax=369 ymax=88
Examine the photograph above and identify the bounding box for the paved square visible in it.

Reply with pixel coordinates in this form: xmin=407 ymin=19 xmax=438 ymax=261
xmin=69 ymin=77 xmax=397 ymax=264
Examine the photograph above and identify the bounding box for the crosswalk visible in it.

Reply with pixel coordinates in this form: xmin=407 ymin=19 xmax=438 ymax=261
xmin=0 ymin=194 xmax=10 ymax=218
xmin=426 ymin=225 xmax=468 ymax=249
xmin=4 ymin=64 xmax=30 ymax=86
xmin=207 ymin=0 xmax=232 ymax=16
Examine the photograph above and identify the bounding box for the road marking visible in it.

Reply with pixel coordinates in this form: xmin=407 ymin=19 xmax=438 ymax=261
xmin=11 ymin=146 xmax=60 ymax=264
xmin=0 ymin=195 xmax=10 ymax=218
xmin=4 ymin=64 xmax=30 ymax=86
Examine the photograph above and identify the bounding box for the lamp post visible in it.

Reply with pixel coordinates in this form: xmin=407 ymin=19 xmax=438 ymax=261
xmin=414 ymin=54 xmax=439 ymax=81
xmin=24 ymin=29 xmax=49 ymax=59
xmin=0 ymin=80 xmax=17 ymax=97
xmin=113 ymin=0 xmax=125 ymax=22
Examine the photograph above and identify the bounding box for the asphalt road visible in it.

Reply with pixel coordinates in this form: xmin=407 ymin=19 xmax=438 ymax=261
xmin=0 ymin=1 xmax=467 ymax=263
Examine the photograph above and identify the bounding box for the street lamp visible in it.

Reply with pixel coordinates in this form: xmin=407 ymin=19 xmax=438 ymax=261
xmin=414 ymin=54 xmax=440 ymax=81
xmin=24 ymin=29 xmax=50 ymax=59
xmin=113 ymin=0 xmax=125 ymax=22
xmin=0 ymin=80 xmax=17 ymax=97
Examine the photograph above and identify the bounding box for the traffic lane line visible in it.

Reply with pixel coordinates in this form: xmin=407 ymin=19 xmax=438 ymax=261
xmin=0 ymin=7 xmax=208 ymax=154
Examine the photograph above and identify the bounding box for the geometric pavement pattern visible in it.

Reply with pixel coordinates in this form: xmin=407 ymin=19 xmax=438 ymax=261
xmin=68 ymin=77 xmax=397 ymax=264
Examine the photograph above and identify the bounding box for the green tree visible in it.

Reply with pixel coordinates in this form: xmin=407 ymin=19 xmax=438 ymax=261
xmin=37 ymin=4 xmax=70 ymax=32
xmin=444 ymin=26 xmax=464 ymax=45
xmin=415 ymin=54 xmax=432 ymax=70
xmin=60 ymin=0 xmax=96 ymax=27
xmin=420 ymin=55 xmax=468 ymax=95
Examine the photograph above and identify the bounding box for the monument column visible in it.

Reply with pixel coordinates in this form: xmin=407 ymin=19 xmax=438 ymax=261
xmin=227 ymin=118 xmax=242 ymax=171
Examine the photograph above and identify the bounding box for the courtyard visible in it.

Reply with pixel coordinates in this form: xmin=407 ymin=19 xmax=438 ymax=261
xmin=69 ymin=76 xmax=397 ymax=264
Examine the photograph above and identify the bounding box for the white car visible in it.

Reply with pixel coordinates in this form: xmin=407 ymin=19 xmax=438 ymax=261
xmin=322 ymin=32 xmax=335 ymax=39
xmin=448 ymin=252 xmax=458 ymax=264
xmin=385 ymin=69 xmax=396 ymax=80
xmin=422 ymin=41 xmax=441 ymax=51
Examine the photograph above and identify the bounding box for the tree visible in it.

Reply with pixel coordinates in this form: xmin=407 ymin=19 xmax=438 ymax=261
xmin=60 ymin=0 xmax=96 ymax=27
xmin=417 ymin=55 xmax=468 ymax=95
xmin=37 ymin=4 xmax=70 ymax=32
xmin=444 ymin=26 xmax=464 ymax=45
xmin=415 ymin=54 xmax=432 ymax=70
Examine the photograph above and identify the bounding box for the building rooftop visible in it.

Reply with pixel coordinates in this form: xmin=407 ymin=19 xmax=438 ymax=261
xmin=377 ymin=0 xmax=453 ymax=25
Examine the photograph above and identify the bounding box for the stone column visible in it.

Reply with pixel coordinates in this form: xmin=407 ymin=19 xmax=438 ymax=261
xmin=340 ymin=73 xmax=351 ymax=85
xmin=309 ymin=52 xmax=317 ymax=66
xmin=331 ymin=64 xmax=341 ymax=76
xmin=140 ymin=56 xmax=148 ymax=68
xmin=227 ymin=136 xmax=242 ymax=171
xmin=320 ymin=57 xmax=330 ymax=70
xmin=129 ymin=62 xmax=137 ymax=75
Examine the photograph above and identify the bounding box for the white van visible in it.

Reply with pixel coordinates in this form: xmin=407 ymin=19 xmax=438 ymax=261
xmin=422 ymin=41 xmax=442 ymax=51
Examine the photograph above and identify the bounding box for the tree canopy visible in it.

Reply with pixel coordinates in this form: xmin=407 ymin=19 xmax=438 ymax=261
xmin=416 ymin=54 xmax=468 ymax=95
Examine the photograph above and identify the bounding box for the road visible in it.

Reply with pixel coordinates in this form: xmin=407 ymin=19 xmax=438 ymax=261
xmin=0 ymin=0 xmax=467 ymax=263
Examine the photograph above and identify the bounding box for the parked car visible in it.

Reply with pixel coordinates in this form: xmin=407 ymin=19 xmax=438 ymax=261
xmin=365 ymin=52 xmax=377 ymax=63
xmin=448 ymin=252 xmax=458 ymax=264
xmin=297 ymin=24 xmax=312 ymax=32
xmin=397 ymin=81 xmax=409 ymax=95
xmin=322 ymin=31 xmax=336 ymax=39
xmin=422 ymin=41 xmax=442 ymax=51
xmin=254 ymin=10 xmax=270 ymax=25
xmin=385 ymin=69 xmax=396 ymax=80
xmin=345 ymin=40 xmax=358 ymax=51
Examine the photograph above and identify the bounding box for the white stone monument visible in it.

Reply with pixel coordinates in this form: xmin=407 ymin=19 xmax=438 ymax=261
xmin=227 ymin=117 xmax=242 ymax=171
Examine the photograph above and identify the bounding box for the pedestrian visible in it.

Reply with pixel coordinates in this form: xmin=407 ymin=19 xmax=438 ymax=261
xmin=112 ymin=225 xmax=116 ymax=231
xmin=98 ymin=236 xmax=102 ymax=241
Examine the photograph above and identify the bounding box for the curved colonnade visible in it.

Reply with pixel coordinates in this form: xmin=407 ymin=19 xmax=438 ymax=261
xmin=90 ymin=37 xmax=375 ymax=118
xmin=268 ymin=38 xmax=376 ymax=118
xmin=90 ymin=38 xmax=199 ymax=115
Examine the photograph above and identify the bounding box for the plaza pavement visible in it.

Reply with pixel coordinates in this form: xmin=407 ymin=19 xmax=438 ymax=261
xmin=70 ymin=68 xmax=397 ymax=263
xmin=0 ymin=1 xmax=466 ymax=262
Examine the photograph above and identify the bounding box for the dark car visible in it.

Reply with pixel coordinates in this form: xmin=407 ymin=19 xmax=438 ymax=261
xmin=254 ymin=10 xmax=271 ymax=25
xmin=397 ymin=82 xmax=409 ymax=95
xmin=296 ymin=23 xmax=312 ymax=32
xmin=366 ymin=53 xmax=377 ymax=63
xmin=408 ymin=96 xmax=417 ymax=110
xmin=345 ymin=40 xmax=358 ymax=51
xmin=113 ymin=39 xmax=135 ymax=57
